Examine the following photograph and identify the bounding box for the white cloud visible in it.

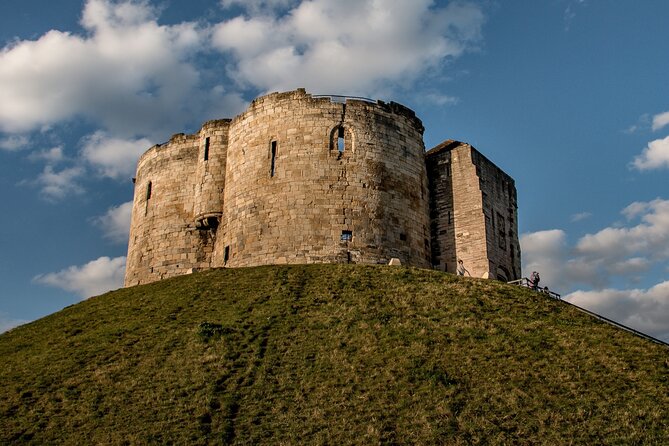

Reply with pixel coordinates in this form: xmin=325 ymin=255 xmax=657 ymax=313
xmin=631 ymin=135 xmax=669 ymax=171
xmin=422 ymin=93 xmax=460 ymax=106
xmin=34 ymin=256 xmax=126 ymax=298
xmin=0 ymin=134 xmax=29 ymax=151
xmin=82 ymin=131 xmax=151 ymax=179
xmin=0 ymin=313 xmax=29 ymax=333
xmin=624 ymin=113 xmax=650 ymax=134
xmin=33 ymin=165 xmax=85 ymax=201
xmin=563 ymin=0 xmax=587 ymax=31
xmin=520 ymin=229 xmax=572 ymax=290
xmin=220 ymin=0 xmax=297 ymax=13
xmin=652 ymin=111 xmax=669 ymax=131
xmin=570 ymin=211 xmax=591 ymax=222
xmin=212 ymin=0 xmax=484 ymax=94
xmin=565 ymin=281 xmax=669 ymax=342
xmin=522 ymin=199 xmax=669 ymax=341
xmin=0 ymin=0 xmax=239 ymax=139
xmin=94 ymin=201 xmax=133 ymax=244
xmin=576 ymin=198 xmax=669 ymax=261
xmin=28 ymin=146 xmax=65 ymax=163
xmin=522 ymin=199 xmax=669 ymax=292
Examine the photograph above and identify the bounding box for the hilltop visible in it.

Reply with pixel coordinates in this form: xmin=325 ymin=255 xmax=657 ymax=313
xmin=1 ymin=265 xmax=667 ymax=444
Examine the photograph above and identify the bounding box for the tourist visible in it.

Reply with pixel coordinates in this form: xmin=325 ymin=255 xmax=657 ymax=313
xmin=457 ymin=260 xmax=471 ymax=277
xmin=529 ymin=271 xmax=540 ymax=290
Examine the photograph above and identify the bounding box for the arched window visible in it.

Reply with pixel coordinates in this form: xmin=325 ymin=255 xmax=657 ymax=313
xmin=337 ymin=127 xmax=345 ymax=152
xmin=330 ymin=126 xmax=353 ymax=154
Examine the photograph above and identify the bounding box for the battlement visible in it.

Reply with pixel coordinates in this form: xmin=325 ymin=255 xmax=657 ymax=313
xmin=124 ymin=89 xmax=520 ymax=286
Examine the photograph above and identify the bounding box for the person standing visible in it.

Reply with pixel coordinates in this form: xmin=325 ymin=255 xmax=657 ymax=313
xmin=457 ymin=259 xmax=471 ymax=277
xmin=529 ymin=271 xmax=540 ymax=290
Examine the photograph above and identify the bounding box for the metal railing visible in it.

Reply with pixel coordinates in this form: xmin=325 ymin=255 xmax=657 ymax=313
xmin=507 ymin=277 xmax=561 ymax=299
xmin=508 ymin=278 xmax=668 ymax=347
xmin=311 ymin=94 xmax=377 ymax=104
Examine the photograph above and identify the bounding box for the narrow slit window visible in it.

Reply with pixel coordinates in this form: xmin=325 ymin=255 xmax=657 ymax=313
xmin=204 ymin=137 xmax=210 ymax=161
xmin=146 ymin=181 xmax=152 ymax=200
xmin=341 ymin=230 xmax=352 ymax=241
xmin=337 ymin=127 xmax=345 ymax=153
xmin=224 ymin=246 xmax=230 ymax=263
xmin=270 ymin=141 xmax=277 ymax=177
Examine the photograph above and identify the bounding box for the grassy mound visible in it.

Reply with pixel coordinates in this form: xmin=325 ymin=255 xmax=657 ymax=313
xmin=1 ymin=264 xmax=667 ymax=444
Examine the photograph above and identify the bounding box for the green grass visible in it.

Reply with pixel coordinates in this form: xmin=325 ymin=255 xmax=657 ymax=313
xmin=1 ymin=264 xmax=667 ymax=444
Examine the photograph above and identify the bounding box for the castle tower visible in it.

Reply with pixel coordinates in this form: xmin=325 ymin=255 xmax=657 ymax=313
xmin=124 ymin=133 xmax=210 ymax=286
xmin=426 ymin=141 xmax=521 ymax=281
xmin=216 ymin=89 xmax=431 ymax=268
xmin=193 ymin=119 xmax=230 ymax=230
xmin=124 ymin=89 xmax=520 ymax=287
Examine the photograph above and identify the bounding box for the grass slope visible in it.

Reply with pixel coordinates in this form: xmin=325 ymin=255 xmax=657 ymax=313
xmin=1 ymin=265 xmax=668 ymax=444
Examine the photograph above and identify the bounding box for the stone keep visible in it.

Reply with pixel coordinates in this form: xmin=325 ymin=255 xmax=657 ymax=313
xmin=124 ymin=89 xmax=521 ymax=286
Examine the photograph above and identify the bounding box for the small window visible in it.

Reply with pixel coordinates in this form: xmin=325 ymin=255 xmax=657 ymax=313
xmin=224 ymin=246 xmax=230 ymax=263
xmin=341 ymin=230 xmax=352 ymax=241
xmin=445 ymin=162 xmax=451 ymax=177
xmin=270 ymin=141 xmax=277 ymax=177
xmin=204 ymin=137 xmax=210 ymax=161
xmin=146 ymin=181 xmax=152 ymax=200
xmin=399 ymin=233 xmax=407 ymax=241
xmin=497 ymin=212 xmax=506 ymax=250
xmin=337 ymin=127 xmax=345 ymax=153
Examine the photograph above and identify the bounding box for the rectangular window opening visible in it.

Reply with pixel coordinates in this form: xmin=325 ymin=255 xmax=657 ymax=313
xmin=337 ymin=127 xmax=345 ymax=153
xmin=341 ymin=230 xmax=352 ymax=241
xmin=204 ymin=137 xmax=210 ymax=161
xmin=270 ymin=141 xmax=277 ymax=177
xmin=497 ymin=212 xmax=506 ymax=250
xmin=146 ymin=181 xmax=152 ymax=200
xmin=224 ymin=246 xmax=230 ymax=263
xmin=399 ymin=233 xmax=407 ymax=242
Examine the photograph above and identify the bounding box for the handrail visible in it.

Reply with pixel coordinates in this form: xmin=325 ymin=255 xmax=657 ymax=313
xmin=508 ymin=278 xmax=668 ymax=347
xmin=312 ymin=94 xmax=377 ymax=104
xmin=508 ymin=277 xmax=561 ymax=299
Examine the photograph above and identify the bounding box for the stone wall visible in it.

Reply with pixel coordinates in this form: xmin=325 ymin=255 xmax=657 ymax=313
xmin=218 ymin=89 xmax=430 ymax=268
xmin=125 ymin=134 xmax=215 ymax=286
xmin=474 ymin=147 xmax=521 ymax=281
xmin=426 ymin=141 xmax=520 ymax=280
xmin=193 ymin=119 xmax=230 ymax=229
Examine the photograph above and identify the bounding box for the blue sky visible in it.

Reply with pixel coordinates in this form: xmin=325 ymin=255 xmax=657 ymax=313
xmin=1 ymin=0 xmax=668 ymax=341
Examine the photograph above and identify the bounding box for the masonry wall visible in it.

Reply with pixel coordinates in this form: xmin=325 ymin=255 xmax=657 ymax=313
xmin=193 ymin=120 xmax=230 ymax=229
xmin=426 ymin=142 xmax=456 ymax=272
xmin=474 ymin=148 xmax=521 ymax=281
xmin=426 ymin=141 xmax=520 ymax=280
xmin=217 ymin=89 xmax=431 ymax=268
xmin=125 ymin=134 xmax=215 ymax=286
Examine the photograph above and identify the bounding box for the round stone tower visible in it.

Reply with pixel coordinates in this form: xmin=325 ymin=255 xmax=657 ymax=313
xmin=125 ymin=89 xmax=432 ymax=286
xmin=193 ymin=119 xmax=230 ymax=229
xmin=217 ymin=89 xmax=431 ymax=268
